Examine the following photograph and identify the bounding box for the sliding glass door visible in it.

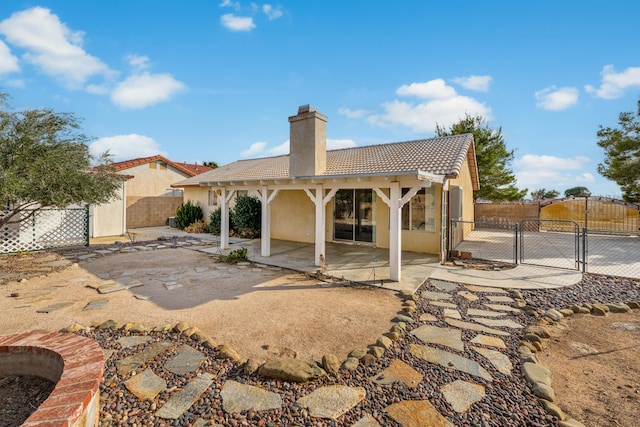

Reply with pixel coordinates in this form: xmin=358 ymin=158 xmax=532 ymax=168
xmin=333 ymin=189 xmax=375 ymax=243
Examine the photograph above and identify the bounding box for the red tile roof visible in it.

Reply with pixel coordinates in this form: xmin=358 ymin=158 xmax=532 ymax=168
xmin=111 ymin=155 xmax=213 ymax=177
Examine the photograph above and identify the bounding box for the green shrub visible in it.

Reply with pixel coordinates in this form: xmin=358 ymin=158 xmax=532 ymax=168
xmin=209 ymin=207 xmax=236 ymax=235
xmin=231 ymin=195 xmax=261 ymax=238
xmin=183 ymin=220 xmax=210 ymax=234
xmin=218 ymin=247 xmax=248 ymax=264
xmin=175 ymin=200 xmax=203 ymax=230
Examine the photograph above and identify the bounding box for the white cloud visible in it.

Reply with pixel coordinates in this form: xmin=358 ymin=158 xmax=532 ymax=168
xmin=126 ymin=54 xmax=150 ymax=72
xmin=262 ymin=4 xmax=283 ymax=20
xmin=368 ymin=97 xmax=491 ymax=133
xmin=5 ymin=78 xmax=24 ymax=88
xmin=576 ymin=172 xmax=595 ymax=183
xmin=90 ymin=134 xmax=167 ymax=162
xmin=396 ymin=79 xmax=457 ymax=99
xmin=327 ymin=138 xmax=357 ymax=150
xmin=585 ymin=65 xmax=640 ymax=99
xmin=85 ymin=83 xmax=110 ymax=95
xmin=240 ymin=141 xmax=267 ymax=157
xmin=352 ymin=78 xmax=492 ymax=133
xmin=0 ymin=40 xmax=19 ymax=73
xmin=220 ymin=0 xmax=241 ymax=9
xmin=241 ymin=138 xmax=358 ymax=158
xmin=0 ymin=7 xmax=112 ymax=88
xmin=534 ymin=86 xmax=579 ymax=111
xmin=338 ymin=107 xmax=369 ymax=119
xmin=515 ymin=154 xmax=589 ymax=171
xmin=111 ymin=72 xmax=185 ymax=109
xmin=514 ymin=154 xmax=594 ymax=190
xmin=267 ymin=140 xmax=289 ymax=156
xmin=220 ymin=14 xmax=256 ymax=31
xmin=452 ymin=75 xmax=492 ymax=92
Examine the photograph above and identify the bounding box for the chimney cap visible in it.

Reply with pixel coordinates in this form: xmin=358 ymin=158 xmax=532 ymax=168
xmin=298 ymin=104 xmax=316 ymax=114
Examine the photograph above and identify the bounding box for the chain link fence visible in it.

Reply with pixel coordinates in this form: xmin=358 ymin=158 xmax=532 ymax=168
xmin=1 ymin=208 xmax=89 ymax=254
xmin=450 ymin=220 xmax=518 ymax=264
xmin=450 ymin=219 xmax=640 ymax=279
xmin=520 ymin=220 xmax=580 ymax=270
xmin=584 ymin=229 xmax=640 ymax=278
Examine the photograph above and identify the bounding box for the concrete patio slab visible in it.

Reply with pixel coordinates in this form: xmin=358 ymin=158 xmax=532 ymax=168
xmin=245 ymin=239 xmax=438 ymax=294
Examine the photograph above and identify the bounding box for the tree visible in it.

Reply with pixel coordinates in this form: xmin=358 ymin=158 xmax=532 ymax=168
xmin=531 ymin=188 xmax=559 ymax=200
xmin=564 ymin=186 xmax=591 ymax=197
xmin=202 ymin=161 xmax=218 ymax=169
xmin=436 ymin=114 xmax=527 ymax=202
xmin=0 ymin=94 xmax=121 ymax=228
xmin=597 ymin=99 xmax=640 ymax=203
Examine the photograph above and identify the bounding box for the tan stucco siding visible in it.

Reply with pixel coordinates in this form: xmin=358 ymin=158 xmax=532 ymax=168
xmin=449 ymin=160 xmax=475 ymax=223
xmin=270 ymin=190 xmax=315 ymax=243
xmin=183 ymin=187 xmax=215 ymax=220
xmin=121 ymin=163 xmax=191 ymax=199
xmin=89 ymin=181 xmax=126 ymax=237
xmin=399 ymin=183 xmax=443 ymax=254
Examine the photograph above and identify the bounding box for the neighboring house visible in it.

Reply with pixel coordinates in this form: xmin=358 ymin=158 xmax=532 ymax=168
xmin=173 ymin=105 xmax=478 ymax=281
xmin=97 ymin=155 xmax=212 ymax=233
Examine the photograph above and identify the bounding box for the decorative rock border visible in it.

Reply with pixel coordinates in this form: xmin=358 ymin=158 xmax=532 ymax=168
xmin=0 ymin=331 xmax=104 ymax=427
xmin=514 ymin=290 xmax=640 ymax=427
xmin=59 ymin=287 xmax=415 ymax=386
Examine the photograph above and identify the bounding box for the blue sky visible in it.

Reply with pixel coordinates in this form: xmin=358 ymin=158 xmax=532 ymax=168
xmin=0 ymin=1 xmax=639 ymax=198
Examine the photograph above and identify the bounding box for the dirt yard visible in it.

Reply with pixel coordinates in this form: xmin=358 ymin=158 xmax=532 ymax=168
xmin=538 ymin=310 xmax=640 ymax=427
xmin=0 ymin=248 xmax=402 ymax=363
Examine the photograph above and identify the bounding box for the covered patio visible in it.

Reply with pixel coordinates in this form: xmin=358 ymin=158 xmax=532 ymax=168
xmin=240 ymin=239 xmax=439 ymax=293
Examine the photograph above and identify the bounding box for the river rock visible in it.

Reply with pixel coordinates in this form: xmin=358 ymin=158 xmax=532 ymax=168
xmin=258 ymin=358 xmax=326 ymax=382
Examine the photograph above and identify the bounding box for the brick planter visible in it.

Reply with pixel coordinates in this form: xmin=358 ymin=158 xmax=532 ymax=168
xmin=0 ymin=331 xmax=104 ymax=427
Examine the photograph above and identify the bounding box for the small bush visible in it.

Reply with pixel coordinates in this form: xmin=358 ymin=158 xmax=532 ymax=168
xmin=175 ymin=200 xmax=203 ymax=230
xmin=231 ymin=195 xmax=261 ymax=238
xmin=218 ymin=247 xmax=248 ymax=264
xmin=183 ymin=220 xmax=211 ymax=234
xmin=209 ymin=208 xmax=221 ymax=235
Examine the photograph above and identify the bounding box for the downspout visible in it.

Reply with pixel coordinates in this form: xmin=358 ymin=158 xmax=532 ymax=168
xmin=440 ymin=179 xmax=449 ymax=264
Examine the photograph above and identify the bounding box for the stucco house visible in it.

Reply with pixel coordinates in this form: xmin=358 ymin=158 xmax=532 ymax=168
xmin=174 ymin=105 xmax=478 ymax=281
xmin=89 ymin=155 xmax=212 ymax=237
xmin=111 ymin=155 xmax=212 ymax=229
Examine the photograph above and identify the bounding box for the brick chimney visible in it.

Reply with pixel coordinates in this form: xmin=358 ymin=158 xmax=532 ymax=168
xmin=288 ymin=105 xmax=327 ymax=177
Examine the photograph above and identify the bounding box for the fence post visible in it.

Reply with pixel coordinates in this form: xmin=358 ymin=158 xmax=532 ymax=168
xmin=514 ymin=223 xmax=518 ymax=264
xmin=582 ymin=227 xmax=587 ymax=273
xmin=84 ymin=206 xmax=90 ymax=247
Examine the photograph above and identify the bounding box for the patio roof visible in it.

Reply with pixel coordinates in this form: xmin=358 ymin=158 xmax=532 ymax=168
xmin=173 ymin=134 xmax=479 ymax=189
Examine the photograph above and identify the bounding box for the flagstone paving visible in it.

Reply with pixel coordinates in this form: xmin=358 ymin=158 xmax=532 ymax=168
xmin=156 ymin=373 xmax=215 ymax=419
xmin=410 ymin=324 xmax=465 ymax=351
xmin=296 ymin=385 xmax=366 ymax=419
xmin=469 ymin=317 xmax=524 ymax=329
xmin=164 ymin=344 xmax=206 ymax=374
xmin=55 ymin=259 xmax=541 ymax=426
xmin=441 ymin=380 xmax=486 ymax=413
xmin=220 ymin=380 xmax=283 ymax=413
xmin=124 ymin=368 xmax=167 ymax=400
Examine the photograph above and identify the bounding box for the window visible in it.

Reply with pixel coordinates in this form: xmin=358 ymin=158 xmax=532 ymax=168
xmin=149 ymin=162 xmax=157 ymax=169
xmin=165 ymin=189 xmax=183 ymax=197
xmin=159 ymin=162 xmax=167 ymax=170
xmin=402 ymin=187 xmax=436 ymax=232
xmin=208 ymin=190 xmax=217 ymax=206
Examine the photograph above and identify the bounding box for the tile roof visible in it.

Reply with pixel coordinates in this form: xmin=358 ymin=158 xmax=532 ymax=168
xmin=175 ymin=134 xmax=478 ymax=188
xmin=111 ymin=155 xmax=212 ymax=177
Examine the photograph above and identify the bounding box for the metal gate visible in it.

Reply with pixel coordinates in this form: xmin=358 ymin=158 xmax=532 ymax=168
xmin=519 ymin=219 xmax=580 ymax=270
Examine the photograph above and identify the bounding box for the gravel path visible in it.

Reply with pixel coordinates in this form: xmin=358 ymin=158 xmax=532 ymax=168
xmin=75 ymin=275 xmax=575 ymax=427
